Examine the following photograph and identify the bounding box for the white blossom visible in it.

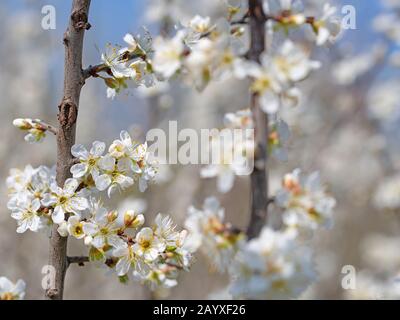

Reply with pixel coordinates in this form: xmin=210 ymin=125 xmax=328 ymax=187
xmin=0 ymin=277 xmax=26 ymax=300
xmin=276 ymin=169 xmax=336 ymax=235
xmin=70 ymin=141 xmax=106 ymax=179
xmin=153 ymin=31 xmax=186 ymax=78
xmin=229 ymin=227 xmax=316 ymax=299
xmin=41 ymin=178 xmax=89 ymax=224
xmin=132 ymin=227 xmax=165 ymax=262
xmin=185 ymin=197 xmax=244 ymax=272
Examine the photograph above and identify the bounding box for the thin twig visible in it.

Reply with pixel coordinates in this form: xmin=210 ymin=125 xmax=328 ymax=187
xmin=32 ymin=120 xmax=58 ymax=135
xmin=67 ymin=256 xmax=90 ymax=267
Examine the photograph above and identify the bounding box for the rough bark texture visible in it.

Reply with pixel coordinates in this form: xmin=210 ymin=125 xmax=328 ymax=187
xmin=45 ymin=0 xmax=91 ymax=300
xmin=246 ymin=0 xmax=269 ymax=239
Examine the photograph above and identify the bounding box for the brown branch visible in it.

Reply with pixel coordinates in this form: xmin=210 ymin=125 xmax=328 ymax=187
xmin=246 ymin=0 xmax=269 ymax=239
xmin=46 ymin=0 xmax=91 ymax=301
xmin=67 ymin=256 xmax=90 ymax=267
xmin=32 ymin=119 xmax=58 ymax=135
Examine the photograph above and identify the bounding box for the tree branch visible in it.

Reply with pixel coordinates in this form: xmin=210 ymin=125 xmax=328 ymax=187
xmin=67 ymin=256 xmax=90 ymax=267
xmin=246 ymin=0 xmax=269 ymax=239
xmin=46 ymin=0 xmax=91 ymax=301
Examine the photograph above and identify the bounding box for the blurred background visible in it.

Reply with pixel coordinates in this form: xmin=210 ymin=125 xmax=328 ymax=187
xmin=0 ymin=0 xmax=399 ymax=299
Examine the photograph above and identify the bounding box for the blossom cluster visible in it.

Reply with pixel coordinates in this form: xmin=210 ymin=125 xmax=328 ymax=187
xmin=186 ymin=169 xmax=335 ymax=299
xmin=7 ymin=130 xmax=157 ymax=231
xmin=6 ymin=129 xmax=193 ymax=290
xmin=0 ymin=277 xmax=26 ymax=300
xmin=7 ymin=165 xmax=55 ymax=233
xmin=275 ymin=169 xmax=336 ymax=236
xmin=185 ymin=197 xmax=245 ymax=272
xmin=229 ymin=228 xmax=316 ymax=299
xmin=99 ymin=31 xmax=154 ymax=99
xmin=60 ymin=201 xmax=193 ymax=290
xmin=97 ymin=1 xmax=341 ymax=113
xmin=70 ymin=130 xmax=157 ymax=196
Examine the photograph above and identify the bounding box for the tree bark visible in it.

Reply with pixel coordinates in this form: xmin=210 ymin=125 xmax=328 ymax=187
xmin=45 ymin=0 xmax=91 ymax=300
xmin=246 ymin=0 xmax=269 ymax=239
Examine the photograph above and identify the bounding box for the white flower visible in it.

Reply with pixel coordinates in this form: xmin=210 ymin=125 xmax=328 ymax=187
xmin=276 ymin=169 xmax=336 ymax=234
xmin=113 ymin=243 xmax=137 ymax=276
xmin=272 ymin=40 xmax=321 ymax=83
xmin=7 ymin=165 xmax=55 ymax=233
xmin=7 ymin=165 xmax=55 ymax=202
xmin=132 ymin=143 xmax=158 ymax=192
xmin=122 ymin=33 xmax=138 ymax=53
xmin=70 ymin=141 xmax=106 ymax=179
xmin=153 ymin=214 xmax=180 ymax=247
xmin=83 ymin=209 xmax=124 ymax=249
xmin=132 ymin=227 xmax=165 ymax=262
xmin=41 ymin=178 xmax=89 ymax=224
xmin=0 ymin=277 xmax=26 ymax=300
xmin=245 ymin=59 xmax=282 ymax=114
xmin=185 ymin=37 xmax=217 ymax=90
xmin=95 ymin=156 xmax=134 ymax=197
xmin=67 ymin=215 xmax=86 ymax=239
xmin=201 ymin=128 xmax=254 ymax=193
xmin=108 ymin=130 xmax=135 ymax=159
xmin=185 ymin=197 xmax=244 ymax=272
xmin=229 ymin=227 xmax=316 ymax=299
xmin=9 ymin=195 xmax=42 ymax=233
xmin=188 ymin=15 xmax=213 ymax=34
xmin=153 ymin=31 xmax=185 ymax=78
xmin=312 ymin=4 xmax=341 ymax=46
xmin=101 ymin=45 xmax=136 ymax=79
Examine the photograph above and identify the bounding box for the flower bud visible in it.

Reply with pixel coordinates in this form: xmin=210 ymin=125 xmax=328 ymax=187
xmin=124 ymin=210 xmax=144 ymax=228
xmin=13 ymin=118 xmax=32 ymax=130
xmin=107 ymin=210 xmax=118 ymax=223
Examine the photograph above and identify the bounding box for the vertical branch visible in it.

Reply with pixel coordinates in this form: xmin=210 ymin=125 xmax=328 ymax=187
xmin=46 ymin=0 xmax=91 ymax=300
xmin=246 ymin=0 xmax=269 ymax=239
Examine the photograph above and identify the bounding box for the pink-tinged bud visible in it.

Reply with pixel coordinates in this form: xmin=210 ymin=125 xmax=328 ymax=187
xmin=107 ymin=210 xmax=118 ymax=222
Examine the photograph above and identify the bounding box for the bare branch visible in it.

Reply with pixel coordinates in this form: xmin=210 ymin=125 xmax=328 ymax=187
xmin=67 ymin=256 xmax=90 ymax=267
xmin=246 ymin=0 xmax=269 ymax=239
xmin=46 ymin=0 xmax=92 ymax=301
